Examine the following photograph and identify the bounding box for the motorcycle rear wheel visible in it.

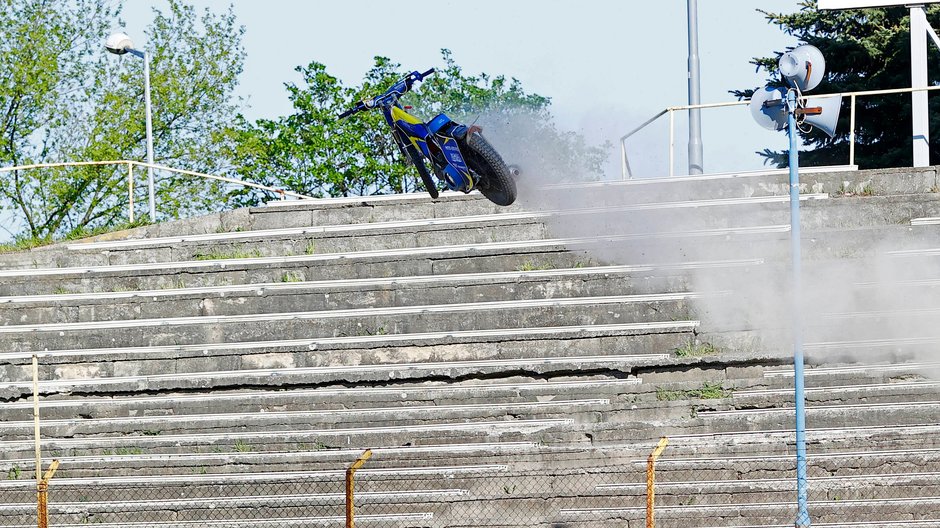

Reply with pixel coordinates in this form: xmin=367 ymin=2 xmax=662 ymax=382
xmin=463 ymin=132 xmax=517 ymax=206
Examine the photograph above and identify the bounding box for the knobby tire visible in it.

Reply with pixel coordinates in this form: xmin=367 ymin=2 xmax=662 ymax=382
xmin=463 ymin=132 xmax=516 ymax=206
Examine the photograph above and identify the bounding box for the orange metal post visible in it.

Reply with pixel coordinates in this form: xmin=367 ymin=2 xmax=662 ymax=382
xmin=346 ymin=449 xmax=373 ymax=528
xmin=646 ymin=437 xmax=669 ymax=528
xmin=36 ymin=460 xmax=59 ymax=528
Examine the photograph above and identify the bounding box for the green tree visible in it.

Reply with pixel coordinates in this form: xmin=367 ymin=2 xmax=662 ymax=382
xmin=224 ymin=50 xmax=607 ymax=204
xmin=0 ymin=0 xmax=244 ymax=240
xmin=735 ymin=1 xmax=940 ymax=169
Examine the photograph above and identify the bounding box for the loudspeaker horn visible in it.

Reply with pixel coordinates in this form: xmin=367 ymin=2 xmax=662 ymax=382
xmin=799 ymin=94 xmax=842 ymax=138
xmin=749 ymin=86 xmax=788 ymax=131
xmin=779 ymin=44 xmax=826 ymax=92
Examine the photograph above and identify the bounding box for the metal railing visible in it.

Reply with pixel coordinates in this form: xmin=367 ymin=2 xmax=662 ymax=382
xmin=0 ymin=160 xmax=313 ymax=224
xmin=620 ymin=84 xmax=940 ymax=179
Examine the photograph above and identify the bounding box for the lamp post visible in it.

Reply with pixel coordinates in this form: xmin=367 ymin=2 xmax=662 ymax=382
xmin=687 ymin=0 xmax=703 ymax=175
xmin=105 ymin=32 xmax=156 ymax=220
xmin=750 ymin=43 xmax=842 ymax=528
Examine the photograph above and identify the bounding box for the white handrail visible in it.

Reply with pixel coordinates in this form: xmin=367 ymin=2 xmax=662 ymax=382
xmin=0 ymin=160 xmax=314 ymax=225
xmin=621 ymin=85 xmax=940 ymax=179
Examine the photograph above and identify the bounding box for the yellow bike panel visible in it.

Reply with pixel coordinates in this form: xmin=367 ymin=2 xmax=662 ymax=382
xmin=391 ymin=106 xmax=423 ymax=125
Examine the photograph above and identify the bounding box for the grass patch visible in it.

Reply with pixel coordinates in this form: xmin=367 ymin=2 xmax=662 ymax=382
xmin=280 ymin=271 xmax=304 ymax=283
xmin=304 ymin=242 xmax=316 ymax=255
xmin=193 ymin=248 xmax=263 ymax=261
xmin=517 ymin=261 xmax=552 ymax=272
xmin=674 ymin=342 xmax=719 ymax=358
xmin=656 ymin=381 xmax=733 ymax=401
xmin=233 ymin=440 xmax=254 ymax=453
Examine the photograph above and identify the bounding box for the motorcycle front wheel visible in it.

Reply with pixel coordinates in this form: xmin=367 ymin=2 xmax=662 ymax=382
xmin=404 ymin=144 xmax=439 ymax=199
xmin=463 ymin=132 xmax=517 ymax=206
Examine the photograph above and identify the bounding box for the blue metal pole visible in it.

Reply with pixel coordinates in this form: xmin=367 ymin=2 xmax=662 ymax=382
xmin=787 ymin=88 xmax=811 ymax=527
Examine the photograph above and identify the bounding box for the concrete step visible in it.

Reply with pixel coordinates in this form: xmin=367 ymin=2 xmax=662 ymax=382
xmin=732 ymin=380 xmax=940 ymax=407
xmin=0 ymin=264 xmax=728 ymax=325
xmin=702 ymin=399 xmax=940 ymax=431
xmin=0 ymin=228 xmax=786 ymax=295
xmin=0 ymin=418 xmax=575 ymax=459
xmin=60 ymin=195 xmax=823 ymax=263
xmin=560 ymin=496 xmax=940 ymax=526
xmin=624 ymin=447 xmax=940 ymax=481
xmin=596 ymin=471 xmax=940 ymax=505
xmin=0 ymin=442 xmax=541 ymax=479
xmin=0 ymin=292 xmax=700 ymax=350
xmin=0 ymin=397 xmax=615 ymax=440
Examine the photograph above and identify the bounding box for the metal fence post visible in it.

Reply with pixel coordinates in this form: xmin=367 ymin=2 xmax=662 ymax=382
xmin=849 ymin=94 xmax=857 ymax=167
xmin=346 ymin=449 xmax=373 ymax=528
xmin=646 ymin=437 xmax=669 ymax=528
xmin=37 ymin=460 xmax=59 ymax=528
xmin=668 ymin=109 xmax=676 ymax=177
xmin=127 ymin=161 xmax=135 ymax=223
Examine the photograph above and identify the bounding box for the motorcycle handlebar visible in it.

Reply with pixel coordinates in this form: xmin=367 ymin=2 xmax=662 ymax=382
xmin=337 ymin=101 xmax=365 ymax=119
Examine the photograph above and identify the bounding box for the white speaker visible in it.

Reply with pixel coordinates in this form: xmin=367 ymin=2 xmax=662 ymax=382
xmin=801 ymin=94 xmax=842 ymax=138
xmin=779 ymin=44 xmax=826 ymax=92
xmin=749 ymin=86 xmax=788 ymax=131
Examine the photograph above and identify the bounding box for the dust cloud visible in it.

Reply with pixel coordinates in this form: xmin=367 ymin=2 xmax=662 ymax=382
xmin=484 ymin=116 xmax=940 ymax=368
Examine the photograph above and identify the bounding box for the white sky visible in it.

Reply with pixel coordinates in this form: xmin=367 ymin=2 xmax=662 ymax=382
xmin=118 ymin=0 xmax=804 ymax=178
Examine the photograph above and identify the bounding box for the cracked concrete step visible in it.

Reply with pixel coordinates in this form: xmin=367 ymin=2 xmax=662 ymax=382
xmin=0 ymin=263 xmax=736 ymax=325
xmin=0 ymin=293 xmax=700 ymax=351
xmin=0 ymin=397 xmax=615 ymax=440
xmin=0 ymin=320 xmax=695 ymax=386
xmin=2 ymin=378 xmax=646 ymax=421
xmin=2 ymin=352 xmax=675 ymax=399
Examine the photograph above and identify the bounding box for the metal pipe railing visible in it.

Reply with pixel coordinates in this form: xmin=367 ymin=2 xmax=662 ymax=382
xmin=621 ymin=85 xmax=940 ymax=179
xmin=0 ymin=160 xmax=314 ymax=226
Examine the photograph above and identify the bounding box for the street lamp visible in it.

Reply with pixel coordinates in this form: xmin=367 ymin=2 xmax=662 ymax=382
xmin=749 ymin=44 xmax=842 ymax=528
xmin=105 ymin=32 xmax=156 ymax=220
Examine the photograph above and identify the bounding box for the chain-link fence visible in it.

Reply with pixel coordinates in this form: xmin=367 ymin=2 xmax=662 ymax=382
xmin=6 ymin=442 xmax=940 ymax=527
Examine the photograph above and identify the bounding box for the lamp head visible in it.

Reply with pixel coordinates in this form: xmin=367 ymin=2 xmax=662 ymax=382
xmin=105 ymin=32 xmax=134 ymax=55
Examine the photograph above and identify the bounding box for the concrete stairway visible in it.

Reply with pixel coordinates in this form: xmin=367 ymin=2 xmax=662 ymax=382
xmin=1 ymin=165 xmax=940 ymax=527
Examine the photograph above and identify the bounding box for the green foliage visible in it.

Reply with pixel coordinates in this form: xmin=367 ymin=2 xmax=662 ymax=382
xmin=224 ymin=50 xmax=607 ymax=203
xmin=193 ymin=248 xmax=262 ymax=261
xmin=0 ymin=0 xmax=245 ymax=240
xmin=656 ymin=382 xmax=732 ymax=401
xmin=233 ymin=440 xmax=253 ymax=452
xmin=674 ymin=342 xmax=719 ymax=358
xmin=735 ymin=1 xmax=940 ymax=168
xmin=280 ymin=271 xmax=304 ymax=283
